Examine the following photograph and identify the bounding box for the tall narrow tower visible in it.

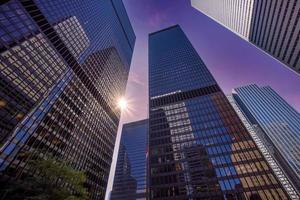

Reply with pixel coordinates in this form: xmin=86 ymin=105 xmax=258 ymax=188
xmin=148 ymin=25 xmax=289 ymax=199
xmin=192 ymin=0 xmax=300 ymax=75
xmin=111 ymin=119 xmax=148 ymax=200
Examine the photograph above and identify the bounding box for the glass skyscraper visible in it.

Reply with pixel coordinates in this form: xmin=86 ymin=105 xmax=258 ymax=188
xmin=148 ymin=25 xmax=289 ymax=199
xmin=191 ymin=0 xmax=300 ymax=75
xmin=232 ymin=84 xmax=300 ymax=195
xmin=111 ymin=119 xmax=148 ymax=200
xmin=227 ymin=94 xmax=299 ymax=199
xmin=0 ymin=0 xmax=135 ymax=199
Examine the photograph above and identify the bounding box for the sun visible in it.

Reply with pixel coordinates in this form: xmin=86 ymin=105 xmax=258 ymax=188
xmin=117 ymin=97 xmax=128 ymax=110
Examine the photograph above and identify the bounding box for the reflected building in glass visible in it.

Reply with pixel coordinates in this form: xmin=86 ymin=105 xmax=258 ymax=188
xmin=148 ymin=25 xmax=289 ymax=199
xmin=0 ymin=0 xmax=135 ymax=199
xmin=231 ymin=84 xmax=300 ymax=196
xmin=111 ymin=119 xmax=148 ymax=200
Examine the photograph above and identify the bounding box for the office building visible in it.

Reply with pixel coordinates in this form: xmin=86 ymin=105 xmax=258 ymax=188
xmin=0 ymin=0 xmax=135 ymax=199
xmin=227 ymin=94 xmax=299 ymax=199
xmin=191 ymin=0 xmax=300 ymax=75
xmin=232 ymin=84 xmax=300 ymax=195
xmin=148 ymin=25 xmax=289 ymax=199
xmin=111 ymin=119 xmax=148 ymax=200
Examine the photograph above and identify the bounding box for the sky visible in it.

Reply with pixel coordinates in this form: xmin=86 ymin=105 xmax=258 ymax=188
xmin=121 ymin=0 xmax=300 ymax=125
xmin=106 ymin=0 xmax=300 ymax=198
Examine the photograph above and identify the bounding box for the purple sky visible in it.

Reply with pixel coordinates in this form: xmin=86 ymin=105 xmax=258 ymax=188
xmin=122 ymin=0 xmax=300 ymax=124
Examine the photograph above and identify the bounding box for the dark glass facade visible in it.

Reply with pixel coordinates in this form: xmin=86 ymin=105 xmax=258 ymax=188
xmin=111 ymin=119 xmax=148 ymax=200
xmin=232 ymin=84 xmax=300 ymax=195
xmin=0 ymin=0 xmax=135 ymax=199
xmin=148 ymin=25 xmax=289 ymax=199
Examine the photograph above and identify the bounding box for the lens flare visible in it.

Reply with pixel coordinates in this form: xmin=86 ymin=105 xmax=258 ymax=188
xmin=117 ymin=97 xmax=128 ymax=110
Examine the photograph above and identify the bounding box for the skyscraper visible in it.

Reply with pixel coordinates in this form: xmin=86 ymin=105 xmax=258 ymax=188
xmin=148 ymin=25 xmax=289 ymax=199
xmin=111 ymin=119 xmax=148 ymax=200
xmin=0 ymin=0 xmax=135 ymax=199
xmin=191 ymin=0 xmax=300 ymax=75
xmin=227 ymin=94 xmax=299 ymax=199
xmin=231 ymin=84 xmax=300 ymax=195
